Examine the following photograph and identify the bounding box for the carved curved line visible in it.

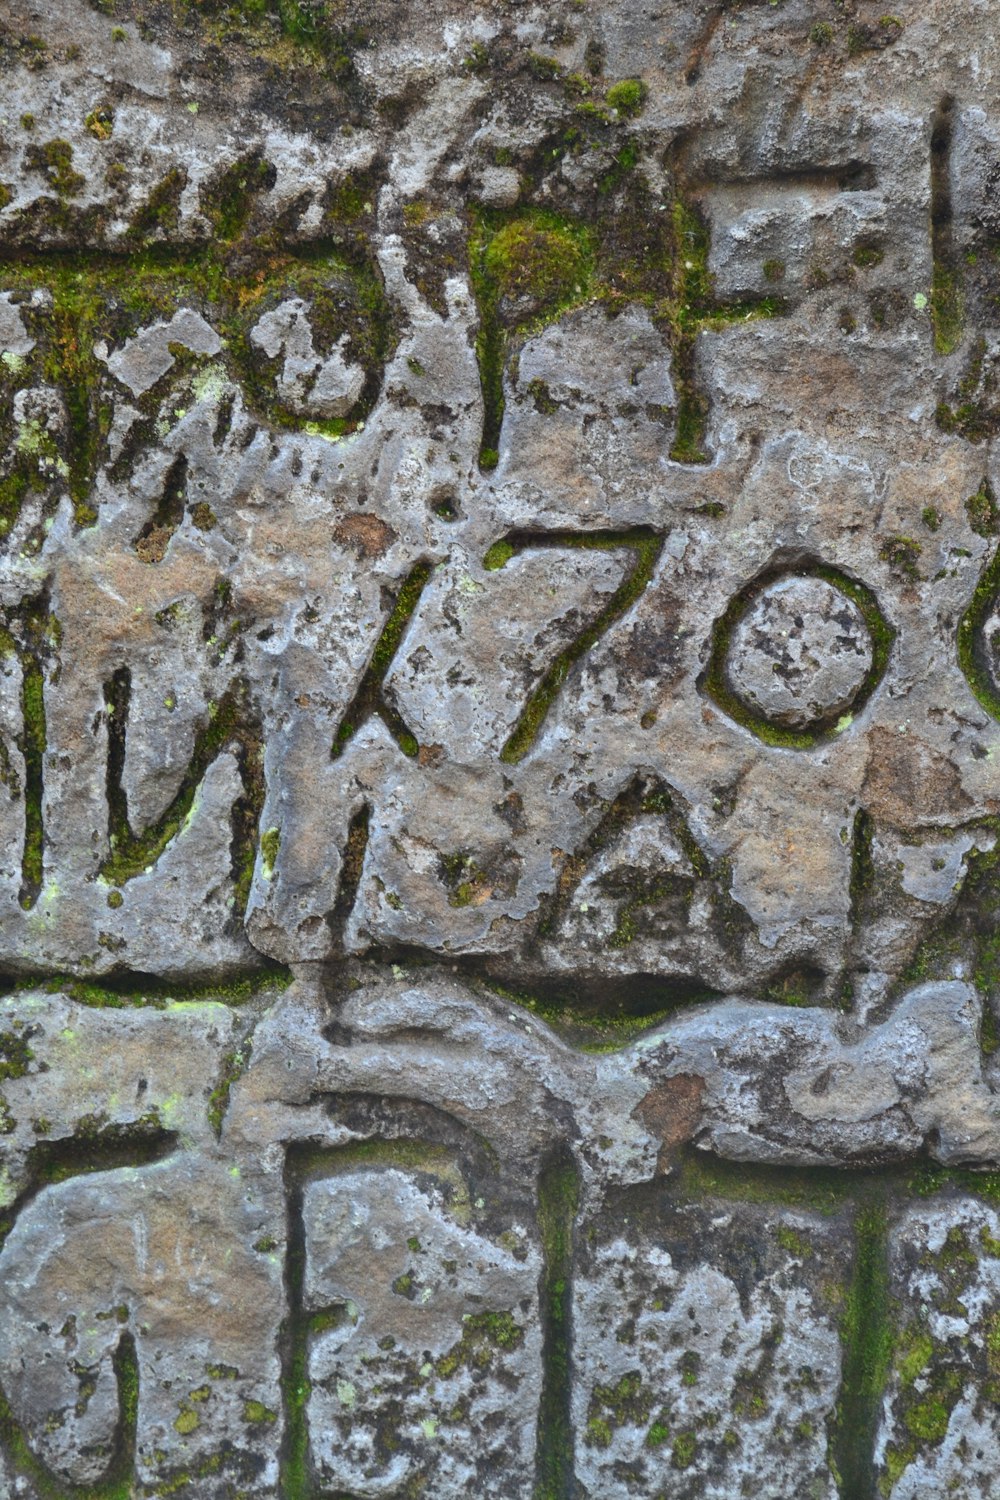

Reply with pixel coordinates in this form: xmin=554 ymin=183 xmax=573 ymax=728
xmin=699 ymin=557 xmax=895 ymax=749
xmin=958 ymin=539 xmax=1000 ymax=720
xmin=0 ymin=1132 xmax=177 ymax=1496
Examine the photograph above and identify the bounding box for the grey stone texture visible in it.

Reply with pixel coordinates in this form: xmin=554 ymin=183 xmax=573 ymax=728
xmin=3 ymin=0 xmax=1000 ymax=1495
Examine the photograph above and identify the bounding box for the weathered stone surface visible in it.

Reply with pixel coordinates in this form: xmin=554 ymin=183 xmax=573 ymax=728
xmin=5 ymin=0 xmax=1000 ymax=1494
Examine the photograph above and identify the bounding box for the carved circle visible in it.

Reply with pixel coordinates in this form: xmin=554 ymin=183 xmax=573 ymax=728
xmin=702 ymin=562 xmax=894 ymax=747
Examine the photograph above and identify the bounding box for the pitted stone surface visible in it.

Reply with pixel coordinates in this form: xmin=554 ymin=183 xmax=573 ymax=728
xmin=5 ymin=0 xmax=1000 ymax=1495
xmin=725 ymin=573 xmax=874 ymax=731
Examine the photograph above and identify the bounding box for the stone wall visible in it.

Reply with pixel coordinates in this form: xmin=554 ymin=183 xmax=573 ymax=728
xmin=1 ymin=0 xmax=1000 ymax=1494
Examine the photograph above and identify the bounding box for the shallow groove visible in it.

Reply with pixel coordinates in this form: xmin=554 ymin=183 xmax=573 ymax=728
xmin=0 ymin=1133 xmax=176 ymax=1498
xmin=0 ymin=596 xmax=53 ymax=911
xmin=832 ymin=1195 xmax=891 ymax=1500
xmin=100 ymin=673 xmax=264 ymax=909
xmin=484 ymin=528 xmax=663 ymax=764
xmin=699 ymin=557 xmax=895 ymax=749
xmin=327 ymin=803 xmax=370 ymax=952
xmin=331 ymin=561 xmax=433 ymax=760
xmin=534 ymin=1146 xmax=581 ymax=1499
xmin=930 ymin=95 xmax=963 ymax=355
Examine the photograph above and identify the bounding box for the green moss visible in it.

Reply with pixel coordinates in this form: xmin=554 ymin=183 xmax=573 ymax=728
xmin=526 ymin=376 xmax=558 ymax=414
xmin=200 ymin=153 xmax=274 ymax=242
xmin=527 ymin=52 xmax=563 ymax=80
xmin=483 ymin=539 xmax=515 ymax=571
xmin=763 ymin=258 xmax=786 ymax=282
xmin=958 ymin=536 xmax=1000 ymax=719
xmin=207 ymin=1039 xmax=253 ymax=1137
xmin=485 ymin=977 xmax=705 ymax=1053
xmin=563 ymin=72 xmax=592 ymax=100
xmin=879 ymin=534 xmax=923 ymax=580
xmin=25 ymin=138 xmax=85 ymax=197
xmin=0 ymin=1027 xmax=34 ymax=1081
xmin=677 ymin=1151 xmax=857 ymax=1215
xmin=484 ymin=217 xmax=590 ymax=314
xmin=435 ymin=1310 xmax=525 ymax=1380
xmin=966 ymin=478 xmax=999 ymax=537
xmin=462 ymin=40 xmax=490 ymax=72
xmin=896 ymin=1327 xmax=933 ymax=1387
xmin=585 ymin=1370 xmax=651 ymax=1446
xmin=605 ymin=78 xmax=648 ymax=117
xmin=468 ymin=206 xmax=594 ymax=469
xmin=849 ymin=808 xmax=875 ymax=931
xmin=260 ymin=826 xmax=280 ymax=878
xmin=775 ymin=1224 xmax=813 ymax=1258
xmin=671 ymin=1431 xmax=697 ymax=1469
xmin=832 ymin=1198 xmax=892 ymax=1500
xmin=242 ymin=1399 xmax=277 ymax=1424
xmin=645 ymin=1418 xmax=670 ymax=1448
xmin=902 ymin=1371 xmax=961 ymax=1442
xmin=853 ymin=240 xmax=885 ymax=269
xmin=809 ymin=20 xmax=834 ymax=43
xmin=670 ymin=388 xmax=709 ymax=465
xmin=391 ymin=1269 xmax=415 ymax=1298
xmin=534 ymin=1149 xmax=580 ymax=1499
xmin=584 ymin=1415 xmax=611 ymax=1446
xmin=85 ymin=108 xmax=114 ymax=141
xmin=11 ymin=965 xmax=289 ymax=1012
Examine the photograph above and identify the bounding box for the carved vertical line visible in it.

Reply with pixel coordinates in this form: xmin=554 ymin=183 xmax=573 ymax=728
xmin=103 ymin=665 xmax=132 ymax=851
xmin=17 ymin=647 xmax=45 ymax=911
xmin=327 ymin=803 xmax=370 ymax=956
xmin=930 ymin=95 xmax=964 ymax=355
xmin=2 ymin=602 xmax=54 ymax=913
xmin=830 ymin=1192 xmax=891 ymax=1500
xmin=534 ymin=1144 xmax=581 ymax=1500
xmin=848 ymin=807 xmax=875 ymax=936
xmin=279 ymin=1156 xmax=311 ymax=1500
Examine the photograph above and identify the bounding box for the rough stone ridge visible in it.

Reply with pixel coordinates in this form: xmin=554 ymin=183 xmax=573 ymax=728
xmin=3 ymin=0 xmax=1000 ymax=1495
